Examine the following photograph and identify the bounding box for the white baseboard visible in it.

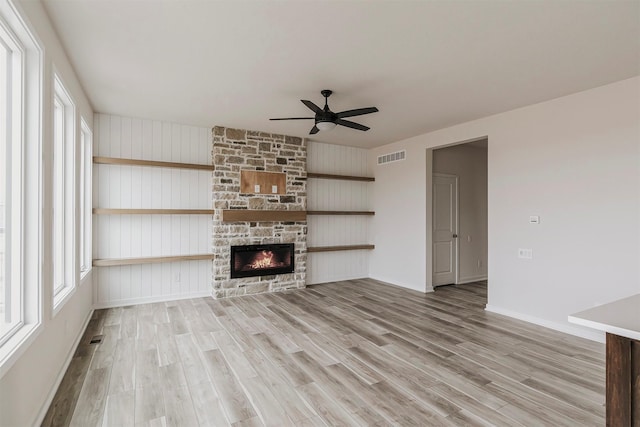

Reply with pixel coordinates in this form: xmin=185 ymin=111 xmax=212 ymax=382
xmin=368 ymin=275 xmax=434 ymax=293
xmin=306 ymin=273 xmax=370 ymax=286
xmin=34 ymin=308 xmax=94 ymax=426
xmin=457 ymin=275 xmax=488 ymax=284
xmin=94 ymin=290 xmax=213 ymax=309
xmin=485 ymin=304 xmax=605 ymax=343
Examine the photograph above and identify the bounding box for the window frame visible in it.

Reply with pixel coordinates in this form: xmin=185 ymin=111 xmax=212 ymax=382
xmin=0 ymin=10 xmax=24 ymax=347
xmin=0 ymin=0 xmax=43 ymax=378
xmin=79 ymin=118 xmax=92 ymax=279
xmin=51 ymin=72 xmax=76 ymax=310
xmin=52 ymin=93 xmax=64 ymax=296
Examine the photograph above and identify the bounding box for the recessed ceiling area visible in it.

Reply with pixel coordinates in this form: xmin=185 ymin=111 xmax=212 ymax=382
xmin=42 ymin=0 xmax=640 ymax=148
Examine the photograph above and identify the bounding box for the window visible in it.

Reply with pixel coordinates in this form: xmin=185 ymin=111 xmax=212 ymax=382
xmin=79 ymin=119 xmax=91 ymax=277
xmin=0 ymin=12 xmax=23 ymax=345
xmin=52 ymin=74 xmax=75 ymax=306
xmin=0 ymin=0 xmax=41 ymax=370
xmin=52 ymin=95 xmax=64 ymax=295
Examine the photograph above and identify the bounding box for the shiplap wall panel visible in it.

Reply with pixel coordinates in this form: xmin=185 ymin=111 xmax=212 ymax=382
xmin=307 ymin=180 xmax=371 ymax=210
xmin=93 ymin=114 xmax=212 ymax=307
xmin=306 ymin=142 xmax=372 ymax=284
xmin=307 ymin=142 xmax=370 ymax=176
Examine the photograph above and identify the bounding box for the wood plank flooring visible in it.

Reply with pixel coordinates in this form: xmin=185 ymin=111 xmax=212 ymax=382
xmin=42 ymin=279 xmax=605 ymax=426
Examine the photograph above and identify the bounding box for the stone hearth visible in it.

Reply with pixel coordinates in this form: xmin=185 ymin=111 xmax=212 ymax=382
xmin=211 ymin=126 xmax=307 ymax=298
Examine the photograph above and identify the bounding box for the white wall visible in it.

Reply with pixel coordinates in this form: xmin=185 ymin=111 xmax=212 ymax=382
xmin=93 ymin=114 xmax=212 ymax=307
xmin=433 ymin=142 xmax=488 ymax=283
xmin=306 ymin=142 xmax=372 ymax=284
xmin=370 ymin=77 xmax=640 ymax=340
xmin=0 ymin=1 xmax=94 ymax=426
xmin=370 ymin=146 xmax=432 ymax=292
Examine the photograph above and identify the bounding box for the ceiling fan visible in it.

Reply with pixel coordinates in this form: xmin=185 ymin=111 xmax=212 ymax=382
xmin=270 ymin=90 xmax=378 ymax=135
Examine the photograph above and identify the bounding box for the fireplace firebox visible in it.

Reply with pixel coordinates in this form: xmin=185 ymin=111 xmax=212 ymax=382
xmin=230 ymin=243 xmax=294 ymax=279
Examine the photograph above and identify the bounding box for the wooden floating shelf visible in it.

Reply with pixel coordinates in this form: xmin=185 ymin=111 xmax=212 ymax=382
xmin=221 ymin=210 xmax=374 ymax=221
xmin=307 ymin=211 xmax=375 ymax=216
xmin=307 ymin=172 xmax=374 ymax=182
xmin=93 ymin=254 xmax=215 ymax=267
xmin=93 ymin=208 xmax=215 ymax=215
xmin=94 ymin=156 xmax=214 ymax=171
xmin=307 ymin=245 xmax=375 ymax=253
xmin=222 ymin=210 xmax=306 ymax=222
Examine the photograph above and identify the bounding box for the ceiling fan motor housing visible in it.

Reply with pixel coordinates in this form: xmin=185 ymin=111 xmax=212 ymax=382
xmin=269 ymin=89 xmax=378 ymax=134
xmin=316 ymin=111 xmax=337 ymax=124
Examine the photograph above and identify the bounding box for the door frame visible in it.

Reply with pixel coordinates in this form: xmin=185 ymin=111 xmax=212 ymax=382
xmin=432 ymin=173 xmax=459 ymax=287
xmin=425 ymin=135 xmax=487 ymax=293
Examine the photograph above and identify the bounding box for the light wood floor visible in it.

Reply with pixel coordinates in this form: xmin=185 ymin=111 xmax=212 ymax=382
xmin=43 ymin=279 xmax=605 ymax=426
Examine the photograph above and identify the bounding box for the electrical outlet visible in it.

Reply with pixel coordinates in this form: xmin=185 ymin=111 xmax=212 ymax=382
xmin=272 ymin=185 xmax=278 ymax=193
xmin=518 ymin=248 xmax=533 ymax=259
xmin=254 ymin=184 xmax=260 ymax=193
xmin=174 ymin=272 xmax=181 ymax=282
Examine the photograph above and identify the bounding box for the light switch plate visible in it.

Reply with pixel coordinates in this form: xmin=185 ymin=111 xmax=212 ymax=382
xmin=272 ymin=185 xmax=278 ymax=193
xmin=529 ymin=215 xmax=540 ymax=224
xmin=254 ymin=184 xmax=260 ymax=193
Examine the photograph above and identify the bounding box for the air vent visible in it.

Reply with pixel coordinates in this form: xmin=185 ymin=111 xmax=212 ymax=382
xmin=89 ymin=335 xmax=103 ymax=345
xmin=377 ymin=150 xmax=406 ymax=165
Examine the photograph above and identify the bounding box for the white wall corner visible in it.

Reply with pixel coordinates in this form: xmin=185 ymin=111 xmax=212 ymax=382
xmin=425 ymin=148 xmax=434 ymax=291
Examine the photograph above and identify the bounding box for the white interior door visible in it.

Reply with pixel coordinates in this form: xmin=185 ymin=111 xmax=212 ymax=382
xmin=433 ymin=174 xmax=458 ymax=286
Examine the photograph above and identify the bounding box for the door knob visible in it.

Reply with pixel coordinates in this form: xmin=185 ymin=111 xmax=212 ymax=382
xmin=453 ymin=234 xmax=458 ymax=238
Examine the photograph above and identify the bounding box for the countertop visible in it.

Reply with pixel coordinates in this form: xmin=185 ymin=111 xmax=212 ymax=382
xmin=568 ymin=294 xmax=640 ymax=341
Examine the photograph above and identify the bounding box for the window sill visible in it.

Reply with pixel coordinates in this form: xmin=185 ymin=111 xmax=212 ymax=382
xmin=0 ymin=322 xmax=42 ymax=379
xmin=52 ymin=285 xmax=76 ymax=317
xmin=80 ymin=267 xmax=92 ymax=283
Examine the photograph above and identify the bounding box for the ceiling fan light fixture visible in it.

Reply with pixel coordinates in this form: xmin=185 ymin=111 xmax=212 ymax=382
xmin=316 ymin=121 xmax=337 ymax=132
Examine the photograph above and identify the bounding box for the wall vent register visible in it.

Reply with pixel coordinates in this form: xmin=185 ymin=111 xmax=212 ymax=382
xmin=377 ymin=150 xmax=406 ymax=165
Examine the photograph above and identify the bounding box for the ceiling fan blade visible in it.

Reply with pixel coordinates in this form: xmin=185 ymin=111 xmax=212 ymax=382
xmin=301 ymin=100 xmax=323 ymax=114
xmin=270 ymin=117 xmax=314 ymax=120
xmin=336 ymin=107 xmax=379 ymax=119
xmin=335 ymin=119 xmax=370 ymax=131
xmin=309 ymin=125 xmax=319 ymax=135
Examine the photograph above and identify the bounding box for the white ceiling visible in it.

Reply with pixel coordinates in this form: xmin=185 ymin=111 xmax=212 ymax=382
xmin=42 ymin=0 xmax=640 ymax=149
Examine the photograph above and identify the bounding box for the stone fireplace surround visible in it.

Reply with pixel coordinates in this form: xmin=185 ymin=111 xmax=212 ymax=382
xmin=211 ymin=126 xmax=307 ymax=298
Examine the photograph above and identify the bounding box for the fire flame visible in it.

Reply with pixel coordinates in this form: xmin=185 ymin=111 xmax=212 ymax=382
xmin=250 ymin=250 xmax=275 ymax=269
